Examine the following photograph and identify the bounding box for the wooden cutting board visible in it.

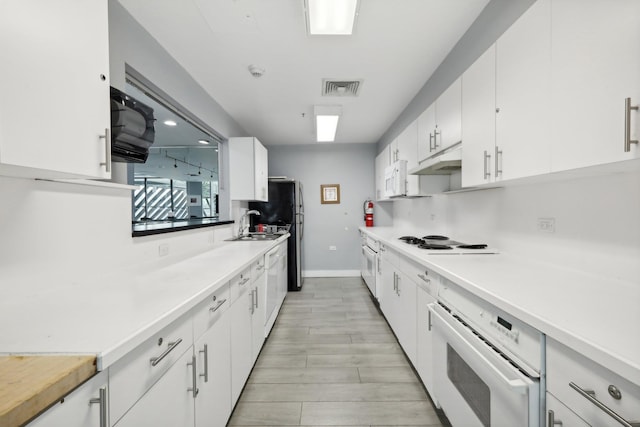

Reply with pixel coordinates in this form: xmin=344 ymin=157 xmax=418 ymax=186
xmin=0 ymin=355 xmax=96 ymax=427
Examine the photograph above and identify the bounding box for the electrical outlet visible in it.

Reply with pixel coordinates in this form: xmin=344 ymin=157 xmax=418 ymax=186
xmin=159 ymin=243 xmax=170 ymax=257
xmin=537 ymin=218 xmax=555 ymax=233
xmin=329 ymin=246 xmax=337 ymax=251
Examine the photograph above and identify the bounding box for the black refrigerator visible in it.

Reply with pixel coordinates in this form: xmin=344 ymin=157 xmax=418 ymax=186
xmin=249 ymin=178 xmax=304 ymax=291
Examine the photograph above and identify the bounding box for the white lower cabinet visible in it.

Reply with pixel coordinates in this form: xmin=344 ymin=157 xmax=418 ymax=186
xmin=193 ymin=284 xmax=232 ymax=427
xmin=26 ymin=371 xmax=109 ymax=427
xmin=416 ymin=283 xmax=436 ymax=401
xmin=251 ymin=258 xmax=267 ymax=363
xmin=229 ymin=270 xmax=254 ymax=405
xmin=113 ymin=349 xmax=196 ymax=427
xmin=377 ymin=247 xmax=416 ymax=365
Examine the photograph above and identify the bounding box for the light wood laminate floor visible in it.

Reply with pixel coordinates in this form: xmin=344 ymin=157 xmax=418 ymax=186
xmin=228 ymin=277 xmax=446 ymax=426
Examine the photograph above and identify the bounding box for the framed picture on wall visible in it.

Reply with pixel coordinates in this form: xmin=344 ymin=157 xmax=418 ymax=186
xmin=320 ymin=184 xmax=340 ymax=204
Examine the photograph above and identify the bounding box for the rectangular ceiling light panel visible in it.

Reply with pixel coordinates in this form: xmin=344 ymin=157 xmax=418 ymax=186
xmin=314 ymin=105 xmax=342 ymax=142
xmin=306 ymin=0 xmax=359 ymax=35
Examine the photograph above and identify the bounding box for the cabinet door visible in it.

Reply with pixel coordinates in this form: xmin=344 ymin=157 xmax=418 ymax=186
xmin=546 ymin=393 xmax=591 ymax=427
xmin=27 ymin=371 xmax=108 ymax=427
xmin=416 ymin=286 xmax=436 ymax=400
xmin=550 ymin=0 xmax=640 ymax=171
xmin=251 ymin=271 xmax=267 ymax=362
xmin=229 ymin=286 xmax=253 ymax=405
xmin=435 ymin=78 xmax=462 ymax=152
xmin=495 ymin=0 xmax=551 ymax=181
xmin=394 ymin=270 xmax=417 ymax=365
xmin=195 ymin=310 xmax=232 ymax=427
xmin=114 ymin=349 xmax=195 ymax=427
xmin=462 ymin=45 xmax=497 ymax=187
xmin=417 ymin=104 xmax=437 ymax=162
xmin=397 ymin=121 xmax=421 ymax=196
xmin=375 ymin=149 xmax=390 ymax=201
xmin=0 ymin=0 xmax=111 ymax=179
xmin=253 ymin=140 xmax=268 ymax=201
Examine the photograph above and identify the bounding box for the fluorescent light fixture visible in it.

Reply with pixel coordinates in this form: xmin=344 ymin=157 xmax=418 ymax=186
xmin=198 ymin=139 xmax=210 ymax=145
xmin=305 ymin=0 xmax=359 ymax=35
xmin=163 ymin=120 xmax=177 ymax=126
xmin=314 ymin=105 xmax=342 ymax=142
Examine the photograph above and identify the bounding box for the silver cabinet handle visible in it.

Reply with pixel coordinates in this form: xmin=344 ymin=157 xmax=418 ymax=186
xmin=429 ymin=132 xmax=435 ymax=152
xmin=99 ymin=128 xmax=111 ymax=173
xmin=239 ymin=277 xmax=250 ymax=286
xmin=569 ymin=382 xmax=640 ymax=427
xmin=376 ymin=257 xmax=381 ymax=275
xmin=495 ymin=146 xmax=503 ymax=177
xmin=250 ymin=289 xmax=255 ymax=314
xmin=89 ymin=387 xmax=107 ymax=427
xmin=187 ymin=354 xmax=199 ymax=398
xmin=150 ymin=338 xmax=183 ymax=366
xmin=199 ymin=344 xmax=209 ymax=383
xmin=417 ymin=274 xmax=430 ymax=284
xmin=625 ymin=97 xmax=638 ymax=152
xmin=256 ymin=265 xmax=265 ymax=271
xmin=434 ymin=128 xmax=441 ymax=150
xmin=254 ymin=287 xmax=259 ymax=309
xmin=427 ymin=309 xmax=432 ymax=332
xmin=209 ymin=298 xmax=227 ymax=313
xmin=483 ymin=151 xmax=491 ymax=180
xmin=548 ymin=410 xmax=562 ymax=426
xmin=396 ymin=274 xmax=401 ymax=296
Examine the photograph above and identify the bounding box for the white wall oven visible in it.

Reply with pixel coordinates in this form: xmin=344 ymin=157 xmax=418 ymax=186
xmin=430 ymin=280 xmax=542 ymax=427
xmin=360 ymin=234 xmax=379 ymax=298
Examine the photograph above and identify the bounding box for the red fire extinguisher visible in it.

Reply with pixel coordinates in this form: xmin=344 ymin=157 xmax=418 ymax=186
xmin=364 ymin=199 xmax=374 ymax=227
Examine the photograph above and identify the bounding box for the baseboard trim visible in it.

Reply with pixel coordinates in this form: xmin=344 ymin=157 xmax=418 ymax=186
xmin=303 ymin=270 xmax=361 ymax=278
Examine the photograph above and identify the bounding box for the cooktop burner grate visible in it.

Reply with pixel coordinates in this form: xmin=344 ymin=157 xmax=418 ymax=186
xmin=418 ymin=243 xmax=454 ymax=250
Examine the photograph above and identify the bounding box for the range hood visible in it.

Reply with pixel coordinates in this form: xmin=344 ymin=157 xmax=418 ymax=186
xmin=409 ymin=142 xmax=461 ymax=175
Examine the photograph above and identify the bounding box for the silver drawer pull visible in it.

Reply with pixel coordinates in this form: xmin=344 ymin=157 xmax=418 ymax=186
xmin=150 ymin=338 xmax=183 ymax=366
xmin=548 ymin=410 xmax=562 ymax=426
xmin=625 ymin=97 xmax=638 ymax=152
xmin=569 ymin=382 xmax=640 ymax=427
xmin=256 ymin=265 xmax=265 ymax=271
xmin=417 ymin=274 xmax=430 ymax=284
xmin=89 ymin=387 xmax=108 ymax=427
xmin=239 ymin=277 xmax=250 ymax=286
xmin=187 ymin=354 xmax=199 ymax=398
xmin=209 ymin=298 xmax=227 ymax=313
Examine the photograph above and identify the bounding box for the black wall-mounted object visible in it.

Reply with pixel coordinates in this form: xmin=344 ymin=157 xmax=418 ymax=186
xmin=110 ymin=87 xmax=155 ymax=163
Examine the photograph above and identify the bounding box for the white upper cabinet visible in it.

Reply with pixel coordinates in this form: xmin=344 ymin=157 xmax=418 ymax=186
xmin=375 ymin=148 xmax=389 ymax=202
xmin=397 ymin=121 xmax=422 ymax=196
xmin=550 ymin=0 xmax=640 ymax=171
xmin=229 ymin=137 xmax=268 ymax=201
xmin=462 ymin=46 xmax=497 ymax=187
xmin=0 ymin=0 xmax=111 ymax=179
xmin=417 ymin=104 xmax=437 ymax=162
xmin=417 ymin=78 xmax=462 ymax=162
xmin=495 ymin=0 xmax=551 ymax=181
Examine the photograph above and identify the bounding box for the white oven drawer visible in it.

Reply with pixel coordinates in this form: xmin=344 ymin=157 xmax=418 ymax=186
xmin=546 ymin=337 xmax=640 ymax=427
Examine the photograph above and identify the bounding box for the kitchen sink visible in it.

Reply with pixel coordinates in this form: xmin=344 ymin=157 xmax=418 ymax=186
xmin=225 ymin=233 xmax=282 ymax=242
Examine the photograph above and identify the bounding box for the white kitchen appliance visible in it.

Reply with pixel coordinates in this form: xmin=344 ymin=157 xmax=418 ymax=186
xmin=360 ymin=233 xmax=379 ymax=298
xmin=430 ymin=279 xmax=542 ymax=427
xmin=384 ymin=160 xmax=407 ymax=198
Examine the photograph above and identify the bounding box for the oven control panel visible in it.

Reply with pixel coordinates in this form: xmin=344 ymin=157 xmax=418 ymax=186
xmin=438 ymin=278 xmax=542 ymax=375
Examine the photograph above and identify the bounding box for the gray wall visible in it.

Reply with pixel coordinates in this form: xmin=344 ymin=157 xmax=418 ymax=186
xmin=378 ymin=0 xmax=536 ymax=152
xmin=268 ymin=144 xmax=377 ymax=275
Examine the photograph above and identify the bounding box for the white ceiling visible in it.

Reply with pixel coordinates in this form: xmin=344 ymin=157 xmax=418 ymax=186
xmin=118 ymin=0 xmax=489 ymax=146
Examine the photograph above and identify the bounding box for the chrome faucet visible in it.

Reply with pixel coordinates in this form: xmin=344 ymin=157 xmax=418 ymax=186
xmin=238 ymin=209 xmax=261 ymax=237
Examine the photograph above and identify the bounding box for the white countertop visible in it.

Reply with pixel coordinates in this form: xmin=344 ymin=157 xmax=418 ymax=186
xmin=360 ymin=227 xmax=640 ymax=386
xmin=0 ymin=236 xmax=287 ymax=370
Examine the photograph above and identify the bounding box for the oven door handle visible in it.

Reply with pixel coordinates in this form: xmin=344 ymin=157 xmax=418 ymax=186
xmin=428 ymin=304 xmax=530 ymax=394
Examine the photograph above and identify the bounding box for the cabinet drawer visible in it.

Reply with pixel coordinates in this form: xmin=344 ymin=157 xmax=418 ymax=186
xmin=230 ymin=267 xmax=252 ymax=303
xmin=397 ymin=256 xmax=439 ymax=295
xmin=252 ymin=256 xmax=265 ymax=280
xmin=193 ymin=282 xmax=230 ymax=340
xmin=109 ymin=314 xmax=193 ymax=425
xmin=547 ymin=337 xmax=640 ymax=426
xmin=379 ymin=244 xmax=399 ymax=268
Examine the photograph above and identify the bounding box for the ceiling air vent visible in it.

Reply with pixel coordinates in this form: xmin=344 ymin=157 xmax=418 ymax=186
xmin=322 ymin=79 xmax=363 ymax=97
